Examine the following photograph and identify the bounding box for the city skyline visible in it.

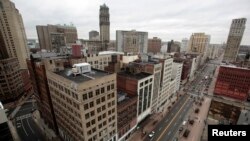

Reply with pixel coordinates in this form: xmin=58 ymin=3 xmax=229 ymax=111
xmin=12 ymin=0 xmax=250 ymax=44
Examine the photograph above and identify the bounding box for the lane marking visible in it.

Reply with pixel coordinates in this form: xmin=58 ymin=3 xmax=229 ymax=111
xmin=156 ymin=97 xmax=189 ymax=141
xmin=16 ymin=114 xmax=32 ymax=121
xmin=27 ymin=118 xmax=35 ymax=134
xmin=21 ymin=119 xmax=29 ymax=136
xmin=18 ymin=107 xmax=32 ymax=112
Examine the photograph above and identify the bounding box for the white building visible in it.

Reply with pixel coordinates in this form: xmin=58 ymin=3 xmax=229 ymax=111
xmin=181 ymin=38 xmax=189 ymax=52
xmin=137 ymin=75 xmax=154 ymax=123
xmin=122 ymin=55 xmax=139 ymax=64
xmin=153 ymin=54 xmax=173 ymax=113
xmin=169 ymin=79 xmax=177 ymax=102
xmin=172 ymin=62 xmax=183 ymax=92
xmin=208 ymin=44 xmax=221 ymax=59
xmin=188 ymin=33 xmax=210 ymax=65
xmin=189 ymin=57 xmax=199 ymax=81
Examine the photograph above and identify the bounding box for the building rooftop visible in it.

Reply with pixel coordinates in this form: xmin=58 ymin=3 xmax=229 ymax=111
xmin=117 ymin=91 xmax=137 ymax=105
xmin=116 ymin=30 xmax=148 ymax=34
xmin=118 ymin=71 xmax=152 ymax=80
xmin=30 ymin=52 xmax=67 ymax=59
xmin=55 ymin=68 xmax=110 ymax=83
xmin=99 ymin=51 xmax=124 ymax=55
xmin=133 ymin=59 xmax=160 ymax=65
xmin=237 ymin=110 xmax=250 ymax=125
xmin=220 ymin=64 xmax=250 ymax=70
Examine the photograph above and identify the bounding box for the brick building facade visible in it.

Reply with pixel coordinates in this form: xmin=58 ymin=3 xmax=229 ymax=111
xmin=214 ymin=65 xmax=250 ymax=101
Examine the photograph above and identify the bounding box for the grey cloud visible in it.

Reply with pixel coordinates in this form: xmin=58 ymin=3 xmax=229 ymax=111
xmin=12 ymin=0 xmax=250 ymax=44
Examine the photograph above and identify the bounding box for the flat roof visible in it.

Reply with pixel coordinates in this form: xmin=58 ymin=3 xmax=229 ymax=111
xmin=55 ymin=68 xmax=110 ymax=83
xmin=73 ymin=63 xmax=90 ymax=67
xmin=220 ymin=65 xmax=250 ymax=70
xmin=118 ymin=71 xmax=152 ymax=80
xmin=99 ymin=51 xmax=124 ymax=55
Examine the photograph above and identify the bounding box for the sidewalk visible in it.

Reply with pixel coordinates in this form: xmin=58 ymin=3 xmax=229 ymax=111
xmin=207 ymin=65 xmax=219 ymax=96
xmin=179 ymin=97 xmax=211 ymax=141
xmin=129 ymin=94 xmax=184 ymax=141
xmin=32 ymin=110 xmax=58 ymax=141
xmin=8 ymin=120 xmax=21 ymax=141
xmin=129 ymin=110 xmax=170 ymax=141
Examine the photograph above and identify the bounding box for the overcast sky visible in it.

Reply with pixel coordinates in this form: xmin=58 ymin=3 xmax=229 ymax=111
xmin=12 ymin=0 xmax=250 ymax=44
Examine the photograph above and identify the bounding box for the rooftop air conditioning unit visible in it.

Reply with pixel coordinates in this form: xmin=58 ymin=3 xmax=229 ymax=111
xmin=72 ymin=63 xmax=91 ymax=74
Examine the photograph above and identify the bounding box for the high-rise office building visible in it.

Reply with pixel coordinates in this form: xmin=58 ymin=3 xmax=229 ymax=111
xmin=99 ymin=4 xmax=110 ymax=43
xmin=223 ymin=18 xmax=247 ymax=62
xmin=116 ymin=30 xmax=148 ymax=54
xmin=0 ymin=0 xmax=29 ymax=69
xmin=152 ymin=54 xmax=173 ymax=112
xmin=188 ymin=33 xmax=210 ymax=65
xmin=27 ymin=54 xmax=60 ymax=134
xmin=188 ymin=33 xmax=210 ymax=54
xmin=181 ymin=38 xmax=189 ymax=52
xmin=36 ymin=24 xmax=77 ymax=51
xmin=167 ymin=40 xmax=181 ymax=53
xmin=148 ymin=37 xmax=161 ymax=54
xmin=0 ymin=58 xmax=24 ymax=103
xmin=0 ymin=0 xmax=32 ymax=103
xmin=214 ymin=65 xmax=250 ymax=101
xmin=89 ymin=30 xmax=99 ymax=40
xmin=46 ymin=60 xmax=117 ymax=141
xmin=208 ymin=44 xmax=221 ymax=59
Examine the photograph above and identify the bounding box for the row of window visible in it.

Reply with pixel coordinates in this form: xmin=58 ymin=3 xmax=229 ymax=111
xmin=139 ymin=78 xmax=153 ymax=87
xmin=50 ymin=87 xmax=80 ymax=111
xmin=48 ymin=79 xmax=79 ymax=101
xmin=56 ymin=114 xmax=83 ymax=141
xmin=83 ymin=84 xmax=115 ymax=101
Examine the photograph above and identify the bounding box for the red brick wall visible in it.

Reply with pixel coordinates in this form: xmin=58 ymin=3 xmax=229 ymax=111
xmin=117 ymin=75 xmax=138 ymax=96
xmin=214 ymin=66 xmax=250 ymax=101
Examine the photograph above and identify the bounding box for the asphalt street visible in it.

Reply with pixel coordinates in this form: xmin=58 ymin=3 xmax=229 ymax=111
xmin=158 ymin=99 xmax=193 ymax=141
xmin=147 ymin=59 xmax=221 ymax=141
xmin=14 ymin=100 xmax=45 ymax=141
xmin=144 ymin=94 xmax=192 ymax=141
xmin=188 ymin=63 xmax=217 ymax=97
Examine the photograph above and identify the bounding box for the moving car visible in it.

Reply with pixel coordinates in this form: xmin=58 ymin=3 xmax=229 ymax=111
xmin=148 ymin=131 xmax=155 ymax=138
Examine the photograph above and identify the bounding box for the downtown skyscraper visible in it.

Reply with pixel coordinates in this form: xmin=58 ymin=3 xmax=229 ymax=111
xmin=223 ymin=18 xmax=247 ymax=62
xmin=99 ymin=4 xmax=110 ymax=43
xmin=0 ymin=0 xmax=29 ymax=69
xmin=0 ymin=0 xmax=32 ymax=103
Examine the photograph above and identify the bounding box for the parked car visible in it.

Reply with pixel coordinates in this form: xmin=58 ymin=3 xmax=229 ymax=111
xmin=195 ymin=108 xmax=200 ymax=113
xmin=179 ymin=127 xmax=184 ymax=132
xmin=189 ymin=119 xmax=194 ymax=125
xmin=183 ymin=129 xmax=190 ymax=137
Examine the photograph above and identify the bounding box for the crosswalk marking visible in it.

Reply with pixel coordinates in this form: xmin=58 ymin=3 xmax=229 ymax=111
xmin=16 ymin=114 xmax=32 ymax=121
